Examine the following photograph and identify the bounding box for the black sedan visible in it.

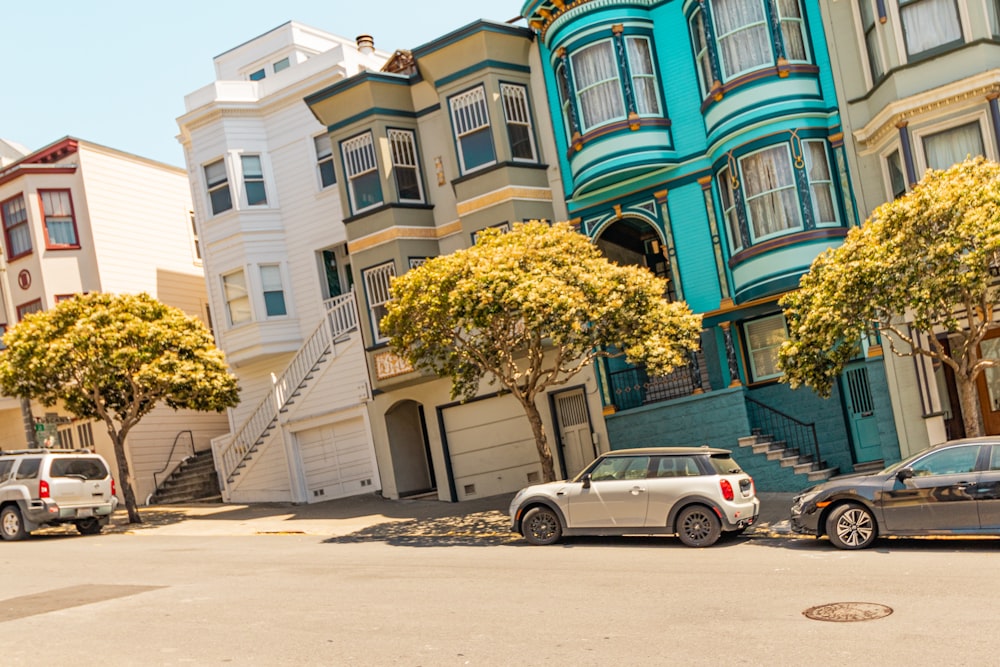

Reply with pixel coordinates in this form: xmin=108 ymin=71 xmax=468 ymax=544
xmin=791 ymin=437 xmax=1000 ymax=549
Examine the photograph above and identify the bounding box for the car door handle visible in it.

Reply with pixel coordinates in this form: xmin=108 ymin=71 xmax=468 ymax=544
xmin=631 ymin=486 xmax=645 ymax=495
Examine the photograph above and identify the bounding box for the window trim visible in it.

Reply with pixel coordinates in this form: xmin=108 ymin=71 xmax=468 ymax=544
xmin=314 ymin=135 xmax=336 ymax=190
xmin=569 ymin=38 xmax=627 ymax=133
xmin=341 ymin=131 xmax=384 ymax=215
xmin=912 ymin=114 xmax=991 ymax=173
xmin=856 ymin=0 xmax=886 ymax=87
xmin=690 ymin=7 xmax=714 ymax=98
xmin=16 ymin=299 xmax=43 ymax=321
xmin=204 ymin=158 xmax=233 ymax=216
xmin=624 ymin=35 xmax=662 ymax=117
xmin=895 ymin=0 xmax=965 ymax=62
xmin=362 ymin=261 xmax=396 ymax=344
xmin=711 ymin=0 xmax=776 ymax=82
xmin=387 ymin=128 xmax=425 ymax=203
xmin=499 ymin=83 xmax=539 ymax=163
xmin=37 ymin=189 xmax=81 ymax=250
xmin=240 ymin=154 xmax=268 ymax=207
xmin=259 ymin=264 xmax=288 ymax=318
xmin=802 ymin=140 xmax=840 ymax=228
xmin=717 ymin=165 xmax=743 ymax=254
xmin=449 ymin=85 xmax=497 ymax=175
xmin=738 ymin=143 xmax=804 ymax=244
xmin=1 ymin=192 xmax=32 ymax=260
xmin=743 ymin=313 xmax=788 ymax=383
xmin=222 ymin=270 xmax=251 ymax=327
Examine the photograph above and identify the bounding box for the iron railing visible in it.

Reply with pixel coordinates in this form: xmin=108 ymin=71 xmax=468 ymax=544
xmin=607 ymin=352 xmax=703 ymax=410
xmin=745 ymin=395 xmax=820 ymax=463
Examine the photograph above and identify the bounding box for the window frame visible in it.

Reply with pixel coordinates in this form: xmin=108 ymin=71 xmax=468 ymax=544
xmin=387 ymin=128 xmax=425 ymax=203
xmin=857 ymin=0 xmax=885 ymax=85
xmin=341 ymin=131 xmax=384 ymax=215
xmin=314 ymin=135 xmax=337 ymax=189
xmin=38 ymin=189 xmax=80 ymax=249
xmin=914 ymin=116 xmax=989 ymax=172
xmin=717 ymin=165 xmax=743 ymax=254
xmin=690 ymin=7 xmax=714 ymax=98
xmin=362 ymin=261 xmax=396 ymax=344
xmin=1 ymin=193 xmax=32 ymax=260
xmin=711 ymin=0 xmax=776 ymax=81
xmin=222 ymin=270 xmax=251 ymax=327
xmin=259 ymin=264 xmax=288 ymax=318
xmin=499 ymin=83 xmax=539 ymax=163
xmin=570 ymin=39 xmax=627 ymax=133
xmin=16 ymin=299 xmax=43 ymax=321
xmin=777 ymin=0 xmax=810 ymax=63
xmin=624 ymin=35 xmax=662 ymax=117
xmin=897 ymin=0 xmax=964 ymax=61
xmin=204 ymin=158 xmax=233 ymax=216
xmin=240 ymin=154 xmax=268 ymax=207
xmin=743 ymin=313 xmax=788 ymax=382
xmin=738 ymin=143 xmax=804 ymax=243
xmin=449 ymin=85 xmax=497 ymax=175
xmin=802 ymin=140 xmax=840 ymax=227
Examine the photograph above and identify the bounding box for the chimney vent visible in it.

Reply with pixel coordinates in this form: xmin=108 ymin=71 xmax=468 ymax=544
xmin=356 ymin=34 xmax=375 ymax=55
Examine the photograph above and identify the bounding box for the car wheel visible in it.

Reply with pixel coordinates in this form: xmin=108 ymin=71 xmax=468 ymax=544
xmin=521 ymin=507 xmax=562 ymax=546
xmin=826 ymin=503 xmax=877 ymax=550
xmin=0 ymin=505 xmax=28 ymax=541
xmin=676 ymin=505 xmax=722 ymax=547
xmin=75 ymin=518 xmax=103 ymax=536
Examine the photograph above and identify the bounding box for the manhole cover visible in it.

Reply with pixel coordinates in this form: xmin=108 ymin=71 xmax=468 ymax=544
xmin=803 ymin=602 xmax=893 ymax=622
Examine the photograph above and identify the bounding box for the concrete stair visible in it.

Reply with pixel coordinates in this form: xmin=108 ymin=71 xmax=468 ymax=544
xmin=737 ymin=432 xmax=839 ymax=483
xmin=151 ymin=450 xmax=221 ymax=504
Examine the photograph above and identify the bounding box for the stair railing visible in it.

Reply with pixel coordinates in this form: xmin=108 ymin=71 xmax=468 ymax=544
xmin=745 ymin=396 xmax=820 ymax=463
xmin=217 ymin=290 xmax=359 ymax=485
xmin=152 ymin=430 xmax=196 ymax=493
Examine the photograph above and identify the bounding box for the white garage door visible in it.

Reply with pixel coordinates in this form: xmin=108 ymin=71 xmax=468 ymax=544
xmin=296 ymin=417 xmax=378 ymax=501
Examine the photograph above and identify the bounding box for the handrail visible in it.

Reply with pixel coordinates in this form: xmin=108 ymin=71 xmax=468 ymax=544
xmin=216 ymin=291 xmax=359 ymax=486
xmin=744 ymin=395 xmax=820 ymax=463
xmin=152 ymin=430 xmax=196 ymax=492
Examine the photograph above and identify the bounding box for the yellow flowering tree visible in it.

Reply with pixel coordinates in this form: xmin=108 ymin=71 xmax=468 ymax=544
xmin=382 ymin=221 xmax=702 ymax=482
xmin=0 ymin=293 xmax=240 ymax=523
xmin=779 ymin=157 xmax=1000 ymax=437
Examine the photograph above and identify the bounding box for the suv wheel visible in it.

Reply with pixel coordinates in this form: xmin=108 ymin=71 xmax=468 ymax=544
xmin=521 ymin=507 xmax=562 ymax=545
xmin=0 ymin=505 xmax=28 ymax=541
xmin=76 ymin=518 xmax=103 ymax=536
xmin=676 ymin=505 xmax=721 ymax=547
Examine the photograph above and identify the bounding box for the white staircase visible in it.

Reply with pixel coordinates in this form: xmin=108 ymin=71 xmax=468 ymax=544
xmin=214 ymin=292 xmax=360 ymax=493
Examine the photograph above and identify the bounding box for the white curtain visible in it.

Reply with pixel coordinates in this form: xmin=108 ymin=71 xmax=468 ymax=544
xmin=900 ymin=0 xmax=962 ymax=56
xmin=713 ymin=0 xmax=773 ymax=79
xmin=741 ymin=145 xmax=801 ymax=239
xmin=778 ymin=0 xmax=808 ymax=61
xmin=626 ymin=37 xmax=660 ymax=115
xmin=804 ymin=141 xmax=837 ymax=225
xmin=572 ymin=41 xmax=624 ymax=130
xmin=718 ymin=166 xmax=743 ymax=253
xmin=923 ymin=122 xmax=984 ymax=170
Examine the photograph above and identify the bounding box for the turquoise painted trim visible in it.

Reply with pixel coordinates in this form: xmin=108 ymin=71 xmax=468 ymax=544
xmin=566 ymin=166 xmax=715 ymax=217
xmin=326 ymin=108 xmax=419 ymax=133
xmin=434 ymin=61 xmax=532 ymax=88
xmin=729 ymin=227 xmax=847 ymax=266
xmin=734 ymin=273 xmax=802 ymax=303
xmin=706 ymin=116 xmax=839 ymax=161
xmin=305 ymin=71 xmax=411 ymax=107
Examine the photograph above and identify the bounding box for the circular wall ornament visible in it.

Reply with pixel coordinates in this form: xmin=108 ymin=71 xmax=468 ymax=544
xmin=17 ymin=269 xmax=30 ymax=290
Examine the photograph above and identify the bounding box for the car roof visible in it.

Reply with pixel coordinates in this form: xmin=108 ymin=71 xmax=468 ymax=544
xmin=599 ymin=446 xmax=731 ymax=457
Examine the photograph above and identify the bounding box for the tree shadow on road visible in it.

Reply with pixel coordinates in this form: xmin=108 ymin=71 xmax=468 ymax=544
xmin=323 ymin=510 xmax=524 ymax=547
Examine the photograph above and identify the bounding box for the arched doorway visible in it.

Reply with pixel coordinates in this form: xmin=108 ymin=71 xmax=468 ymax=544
xmin=594 ymin=216 xmax=675 ymax=300
xmin=385 ymin=400 xmax=435 ymax=497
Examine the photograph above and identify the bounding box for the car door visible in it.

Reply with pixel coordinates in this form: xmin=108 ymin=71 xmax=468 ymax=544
xmin=565 ymin=455 xmax=651 ymax=528
xmin=880 ymin=444 xmax=981 ymax=532
xmin=974 ymin=444 xmax=1000 ymax=529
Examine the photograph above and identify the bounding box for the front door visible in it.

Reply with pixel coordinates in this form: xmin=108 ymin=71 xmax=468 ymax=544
xmin=976 ymin=330 xmax=1000 ymax=435
xmin=553 ymin=388 xmax=594 ymax=480
xmin=842 ymin=365 xmax=883 ymax=464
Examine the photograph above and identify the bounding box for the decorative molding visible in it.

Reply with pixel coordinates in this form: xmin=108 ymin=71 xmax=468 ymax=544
xmin=455 ymin=186 xmax=553 ymax=217
xmin=374 ymin=350 xmax=414 ymax=380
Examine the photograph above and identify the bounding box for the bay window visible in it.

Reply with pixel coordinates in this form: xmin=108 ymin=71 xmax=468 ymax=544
xmin=450 ymin=86 xmax=496 ymax=174
xmin=388 ymin=129 xmax=424 ymax=202
xmin=500 ymin=84 xmax=538 ymax=162
xmin=713 ymin=0 xmax=773 ymax=79
xmin=204 ymin=159 xmax=232 ymax=215
xmin=1 ymin=194 xmax=32 ymax=258
xmin=898 ymin=0 xmax=962 ymax=59
xmin=742 ymin=145 xmax=802 ymax=241
xmin=222 ymin=270 xmax=251 ymax=326
xmin=342 ymin=132 xmax=383 ymax=214
xmin=744 ymin=314 xmax=787 ymax=382
xmin=803 ymin=141 xmax=838 ymax=226
xmin=625 ymin=37 xmax=660 ymax=115
xmin=259 ymin=265 xmax=287 ymax=317
xmin=241 ymin=155 xmax=267 ymax=206
xmin=859 ymin=0 xmax=885 ymax=83
xmin=363 ymin=262 xmax=395 ymax=344
xmin=922 ymin=121 xmax=984 ymax=171
xmin=571 ymin=40 xmax=625 ymax=131
xmin=39 ymin=189 xmax=79 ymax=247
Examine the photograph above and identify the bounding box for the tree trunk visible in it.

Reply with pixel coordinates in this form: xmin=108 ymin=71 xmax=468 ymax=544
xmin=956 ymin=373 xmax=984 ymax=438
xmin=522 ymin=398 xmax=557 ymax=483
xmin=111 ymin=432 xmax=143 ymax=524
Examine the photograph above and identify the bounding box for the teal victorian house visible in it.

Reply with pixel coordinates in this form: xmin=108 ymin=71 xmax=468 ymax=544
xmin=520 ymin=0 xmax=900 ymax=490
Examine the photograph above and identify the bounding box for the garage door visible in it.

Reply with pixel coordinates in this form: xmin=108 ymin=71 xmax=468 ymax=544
xmin=296 ymin=417 xmax=378 ymax=501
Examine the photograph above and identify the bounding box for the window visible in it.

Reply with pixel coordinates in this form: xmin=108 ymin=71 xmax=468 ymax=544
xmin=241 ymin=155 xmax=267 ymax=206
xmin=991 ymin=0 xmax=1000 ymax=36
xmin=571 ymin=40 xmax=625 ymax=131
xmin=450 ymin=86 xmax=496 ymax=173
xmin=590 ymin=455 xmax=651 ymax=481
xmin=500 ymin=84 xmax=537 ymax=162
xmin=314 ymin=135 xmax=336 ymax=188
xmin=15 ymin=458 xmax=40 ymax=480
xmin=249 ymin=68 xmax=266 ymax=81
xmin=556 ymin=63 xmax=574 ymax=140
xmin=205 ymin=159 xmax=232 ymax=215
xmin=342 ymin=132 xmax=383 ymax=214
xmin=922 ymin=121 xmax=984 ymax=171
xmin=898 ymin=0 xmax=962 ymax=59
xmin=39 ymin=189 xmax=79 ymax=247
xmin=259 ymin=265 xmax=287 ymax=317
xmin=363 ymin=262 xmax=395 ymax=343
xmin=189 ymin=210 xmax=201 ymax=260
xmin=388 ymin=129 xmax=423 ymax=202
xmin=625 ymin=37 xmax=661 ymax=115
xmin=911 ymin=445 xmax=979 ymax=476
xmin=803 ymin=140 xmax=838 ymax=226
xmin=859 ymin=0 xmax=885 ymax=83
xmin=717 ymin=165 xmax=742 ymax=253
xmin=740 ymin=145 xmax=802 ymax=241
xmin=222 ymin=271 xmax=251 ymax=326
xmin=690 ymin=8 xmax=714 ymax=96
xmin=887 ymin=150 xmax=907 ymax=199
xmin=16 ymin=300 xmax=42 ymax=321
xmin=1 ymin=194 xmax=31 ymax=258
xmin=273 ymin=57 xmax=290 ymax=73
xmin=744 ymin=314 xmax=787 ymax=381
xmin=713 ymin=0 xmax=774 ymax=80
xmin=777 ymin=0 xmax=809 ymax=62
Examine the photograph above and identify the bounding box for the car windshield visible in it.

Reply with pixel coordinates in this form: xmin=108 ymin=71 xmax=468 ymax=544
xmin=50 ymin=458 xmax=108 ymax=480
xmin=707 ymin=454 xmax=743 ymax=475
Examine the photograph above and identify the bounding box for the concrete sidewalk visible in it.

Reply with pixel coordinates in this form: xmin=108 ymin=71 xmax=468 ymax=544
xmin=74 ymin=490 xmax=795 ymax=540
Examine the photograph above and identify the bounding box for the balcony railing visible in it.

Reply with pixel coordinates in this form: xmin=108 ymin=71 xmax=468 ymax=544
xmin=607 ymin=352 xmax=705 ymax=410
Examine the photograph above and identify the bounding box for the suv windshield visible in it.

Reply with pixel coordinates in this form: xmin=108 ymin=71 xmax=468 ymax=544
xmin=50 ymin=458 xmax=108 ymax=480
xmin=707 ymin=454 xmax=744 ymax=475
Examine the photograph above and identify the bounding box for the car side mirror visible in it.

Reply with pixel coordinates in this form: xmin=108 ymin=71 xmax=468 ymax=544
xmin=896 ymin=467 xmax=914 ymax=482
xmin=581 ymin=473 xmax=591 ymax=489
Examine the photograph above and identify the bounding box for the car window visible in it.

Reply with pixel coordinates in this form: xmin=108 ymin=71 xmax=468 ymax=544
xmin=0 ymin=459 xmax=13 ymax=481
xmin=990 ymin=446 xmax=1000 ymax=471
xmin=14 ymin=458 xmax=41 ymax=480
xmin=654 ymin=456 xmax=700 ymax=477
xmin=912 ymin=446 xmax=979 ymax=476
xmin=590 ymin=456 xmax=650 ymax=481
xmin=707 ymin=454 xmax=744 ymax=475
xmin=50 ymin=458 xmax=108 ymax=480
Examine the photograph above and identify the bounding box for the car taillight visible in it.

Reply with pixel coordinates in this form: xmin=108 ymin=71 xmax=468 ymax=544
xmin=39 ymin=479 xmax=50 ymax=499
xmin=111 ymin=478 xmax=116 ymax=496
xmin=720 ymin=479 xmax=734 ymax=501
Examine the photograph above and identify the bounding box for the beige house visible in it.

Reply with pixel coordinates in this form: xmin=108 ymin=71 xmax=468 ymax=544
xmin=0 ymin=137 xmax=229 ymax=502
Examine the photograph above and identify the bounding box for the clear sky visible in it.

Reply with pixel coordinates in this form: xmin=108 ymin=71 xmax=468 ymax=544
xmin=2 ymin=0 xmax=525 ymax=168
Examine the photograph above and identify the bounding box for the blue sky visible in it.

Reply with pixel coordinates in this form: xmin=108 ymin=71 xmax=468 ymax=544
xmin=2 ymin=0 xmax=524 ymax=168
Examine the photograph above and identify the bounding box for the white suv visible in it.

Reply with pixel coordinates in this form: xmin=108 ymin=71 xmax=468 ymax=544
xmin=0 ymin=449 xmax=118 ymax=541
xmin=509 ymin=447 xmax=759 ymax=547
